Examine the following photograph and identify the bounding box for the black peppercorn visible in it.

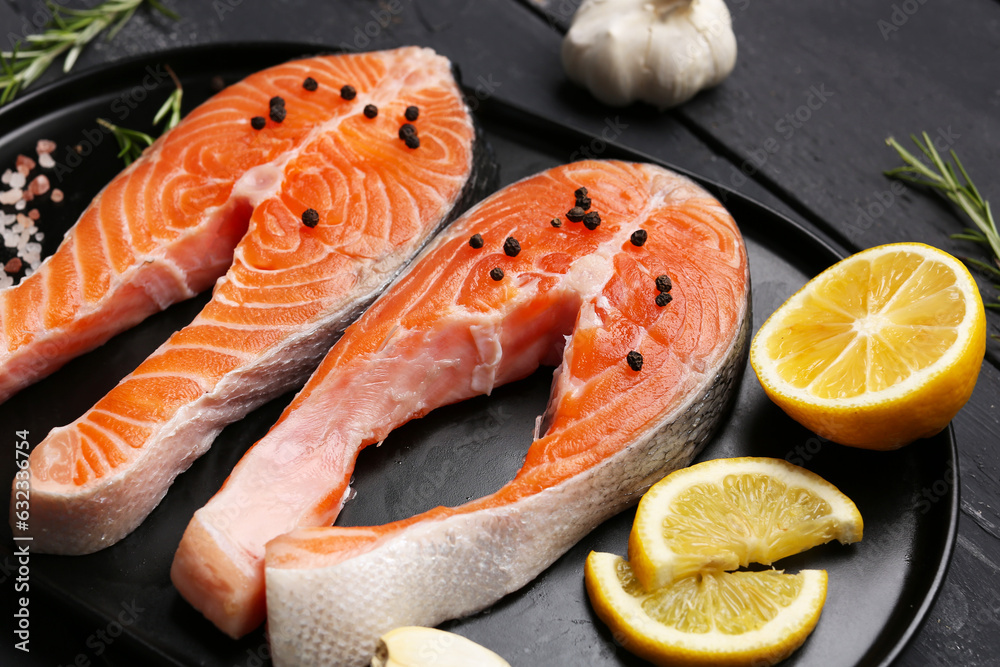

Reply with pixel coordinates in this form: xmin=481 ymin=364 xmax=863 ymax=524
xmin=583 ymin=211 xmax=601 ymax=230
xmin=630 ymin=230 xmax=648 ymax=247
xmin=627 ymin=351 xmax=643 ymax=371
xmin=503 ymin=237 xmax=521 ymax=257
xmin=302 ymin=77 xmax=318 ymax=91
xmin=340 ymin=85 xmax=356 ymax=100
xmin=490 ymin=267 xmax=504 ymax=281
xmin=363 ymin=104 xmax=378 ymax=119
xmin=250 ymin=116 xmax=266 ymax=130
xmin=469 ymin=233 xmax=484 ymax=248
xmin=301 ymin=208 xmax=320 ymax=228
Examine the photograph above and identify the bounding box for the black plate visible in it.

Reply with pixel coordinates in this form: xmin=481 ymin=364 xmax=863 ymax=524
xmin=0 ymin=44 xmax=957 ymax=667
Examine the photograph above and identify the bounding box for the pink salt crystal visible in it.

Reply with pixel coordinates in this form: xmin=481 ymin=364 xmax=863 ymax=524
xmin=21 ymin=191 xmax=33 ymax=202
xmin=50 ymin=188 xmax=64 ymax=203
xmin=16 ymin=213 xmax=33 ymax=229
xmin=27 ymin=209 xmax=40 ymax=220
xmin=28 ymin=174 xmax=49 ymax=196
xmin=5 ymin=258 xmax=22 ymax=274
xmin=36 ymin=139 xmax=56 ymax=155
xmin=16 ymin=155 xmax=36 ymax=176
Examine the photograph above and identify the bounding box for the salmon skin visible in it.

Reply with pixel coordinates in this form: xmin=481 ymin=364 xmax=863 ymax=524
xmin=12 ymin=47 xmax=495 ymax=558
xmin=175 ymin=159 xmax=750 ymax=657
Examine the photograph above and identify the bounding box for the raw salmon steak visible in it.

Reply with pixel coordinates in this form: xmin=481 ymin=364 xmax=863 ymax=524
xmin=176 ymin=159 xmax=750 ymax=657
xmin=14 ymin=47 xmax=493 ymax=558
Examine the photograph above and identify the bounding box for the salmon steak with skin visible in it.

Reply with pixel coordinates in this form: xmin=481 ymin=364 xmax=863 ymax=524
xmin=13 ymin=47 xmax=490 ymax=557
xmin=173 ymin=159 xmax=750 ymax=657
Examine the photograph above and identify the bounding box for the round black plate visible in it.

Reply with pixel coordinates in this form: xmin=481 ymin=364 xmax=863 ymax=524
xmin=0 ymin=44 xmax=957 ymax=667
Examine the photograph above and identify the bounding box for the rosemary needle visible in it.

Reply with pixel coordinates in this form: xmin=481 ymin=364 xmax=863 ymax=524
xmin=0 ymin=0 xmax=179 ymax=105
xmin=97 ymin=118 xmax=153 ymax=166
xmin=886 ymin=133 xmax=1000 ymax=313
xmin=99 ymin=65 xmax=183 ymax=166
xmin=152 ymin=64 xmax=184 ymax=131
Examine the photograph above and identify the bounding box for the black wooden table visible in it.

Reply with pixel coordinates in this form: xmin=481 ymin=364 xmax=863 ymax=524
xmin=2 ymin=1 xmax=998 ymax=666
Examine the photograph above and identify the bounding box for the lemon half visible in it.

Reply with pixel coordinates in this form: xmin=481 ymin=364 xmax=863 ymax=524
xmin=750 ymin=242 xmax=985 ymax=449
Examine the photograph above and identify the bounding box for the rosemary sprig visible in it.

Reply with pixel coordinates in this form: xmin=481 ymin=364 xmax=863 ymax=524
xmin=98 ymin=64 xmax=183 ymax=166
xmin=885 ymin=132 xmax=1000 ymax=315
xmin=97 ymin=117 xmax=153 ymax=165
xmin=0 ymin=0 xmax=179 ymax=105
xmin=152 ymin=64 xmax=183 ymax=130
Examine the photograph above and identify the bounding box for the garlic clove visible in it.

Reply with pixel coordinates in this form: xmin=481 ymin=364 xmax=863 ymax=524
xmin=371 ymin=626 xmax=511 ymax=667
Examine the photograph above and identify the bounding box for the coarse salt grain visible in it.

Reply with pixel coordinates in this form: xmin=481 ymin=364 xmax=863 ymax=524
xmin=14 ymin=200 xmax=25 ymax=211
xmin=28 ymin=175 xmax=49 ymax=196
xmin=50 ymin=189 xmax=64 ymax=203
xmin=0 ymin=274 xmax=12 ymax=288
xmin=1 ymin=170 xmax=11 ymax=185
xmin=0 ymin=188 xmax=22 ymax=205
xmin=8 ymin=172 xmax=25 ymax=190
xmin=34 ymin=232 xmax=44 ymax=241
xmin=16 ymin=214 xmax=33 ymax=229
xmin=38 ymin=153 xmax=55 ymax=169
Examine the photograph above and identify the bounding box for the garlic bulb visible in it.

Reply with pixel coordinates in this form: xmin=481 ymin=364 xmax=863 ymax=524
xmin=561 ymin=0 xmax=738 ymax=108
xmin=371 ymin=626 xmax=511 ymax=667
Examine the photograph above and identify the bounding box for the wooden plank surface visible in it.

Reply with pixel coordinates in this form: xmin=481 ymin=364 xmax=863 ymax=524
xmin=1 ymin=1 xmax=998 ymax=666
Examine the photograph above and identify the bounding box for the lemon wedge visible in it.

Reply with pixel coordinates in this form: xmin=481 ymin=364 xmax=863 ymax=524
xmin=750 ymin=242 xmax=986 ymax=449
xmin=628 ymin=457 xmax=862 ymax=592
xmin=585 ymin=553 xmax=827 ymax=667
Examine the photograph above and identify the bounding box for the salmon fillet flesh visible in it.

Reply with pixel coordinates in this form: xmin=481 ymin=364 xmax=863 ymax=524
xmin=12 ymin=47 xmax=493 ymax=562
xmin=175 ymin=159 xmax=750 ymax=659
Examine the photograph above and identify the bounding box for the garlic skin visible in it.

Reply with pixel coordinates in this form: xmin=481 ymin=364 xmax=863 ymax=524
xmin=371 ymin=626 xmax=511 ymax=667
xmin=561 ymin=0 xmax=738 ymax=108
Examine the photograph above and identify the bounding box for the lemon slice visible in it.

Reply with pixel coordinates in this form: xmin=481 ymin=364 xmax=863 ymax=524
xmin=750 ymin=242 xmax=986 ymax=450
xmin=628 ymin=457 xmax=862 ymax=591
xmin=585 ymin=552 xmax=827 ymax=667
